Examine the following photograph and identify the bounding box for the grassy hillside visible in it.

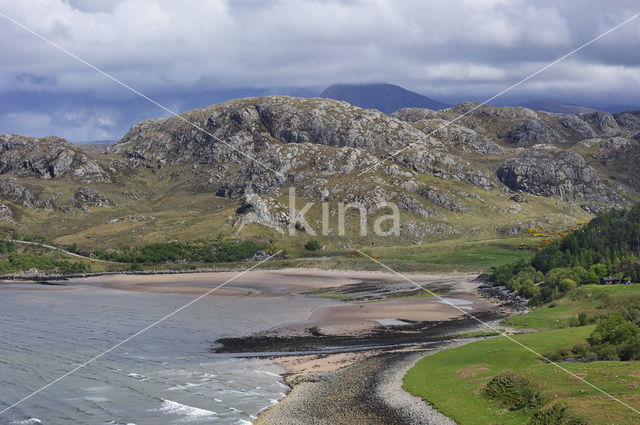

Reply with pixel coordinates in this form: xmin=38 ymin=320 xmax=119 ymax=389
xmin=504 ymin=284 xmax=640 ymax=330
xmin=404 ymin=325 xmax=640 ymax=425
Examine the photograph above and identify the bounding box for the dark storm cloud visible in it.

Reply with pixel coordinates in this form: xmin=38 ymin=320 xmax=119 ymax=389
xmin=0 ymin=0 xmax=638 ymax=141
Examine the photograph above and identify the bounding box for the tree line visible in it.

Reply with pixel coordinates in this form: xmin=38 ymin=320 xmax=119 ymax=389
xmin=488 ymin=203 xmax=640 ymax=306
xmin=94 ymin=239 xmax=265 ymax=265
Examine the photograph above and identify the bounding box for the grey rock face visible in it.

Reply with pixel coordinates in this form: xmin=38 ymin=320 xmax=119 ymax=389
xmin=112 ymin=96 xmax=426 ymax=161
xmin=73 ymin=187 xmax=111 ymax=211
xmin=391 ymin=108 xmax=439 ymax=122
xmin=556 ymin=114 xmax=598 ymax=139
xmin=444 ymin=101 xmax=538 ymax=120
xmin=0 ymin=201 xmax=12 ymax=221
xmin=110 ymin=96 xmax=498 ymax=191
xmin=497 ymin=146 xmax=604 ymax=199
xmin=413 ymin=119 xmax=503 ymax=154
xmin=599 ymin=137 xmax=638 ymax=166
xmin=419 ymin=187 xmax=468 ymax=213
xmin=0 ymin=134 xmax=107 ymax=182
xmin=500 ymin=118 xmax=562 ymax=147
xmin=614 ymin=111 xmax=640 ymax=131
xmin=0 ymin=178 xmax=41 ymax=208
xmin=578 ymin=111 xmax=620 ymax=136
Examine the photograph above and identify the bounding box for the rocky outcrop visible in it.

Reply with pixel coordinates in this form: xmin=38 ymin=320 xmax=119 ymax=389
xmin=497 ymin=146 xmax=606 ymax=199
xmin=111 ymin=96 xmax=427 ymax=163
xmin=391 ymin=108 xmax=439 ymax=122
xmin=599 ymin=137 xmax=638 ymax=166
xmin=73 ymin=187 xmax=111 ymax=211
xmin=0 ymin=178 xmax=42 ymax=208
xmin=578 ymin=111 xmax=619 ymax=136
xmin=614 ymin=111 xmax=640 ymax=131
xmin=419 ymin=187 xmax=468 ymax=213
xmin=555 ymin=114 xmax=598 ymax=139
xmin=499 ymin=118 xmax=563 ymax=146
xmin=0 ymin=134 xmax=107 ymax=182
xmin=0 ymin=200 xmax=13 ymax=221
xmin=411 ymin=119 xmax=503 ymax=154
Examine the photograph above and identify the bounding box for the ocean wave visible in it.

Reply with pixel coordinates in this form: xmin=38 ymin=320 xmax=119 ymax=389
xmin=154 ymin=399 xmax=217 ymax=418
xmin=84 ymin=395 xmax=110 ymax=402
xmin=166 ymin=382 xmax=202 ymax=391
xmin=252 ymin=369 xmax=281 ymax=378
xmin=11 ymin=419 xmax=41 ymax=425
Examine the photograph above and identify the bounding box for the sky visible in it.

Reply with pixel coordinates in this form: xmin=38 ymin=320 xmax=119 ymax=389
xmin=0 ymin=0 xmax=639 ymax=141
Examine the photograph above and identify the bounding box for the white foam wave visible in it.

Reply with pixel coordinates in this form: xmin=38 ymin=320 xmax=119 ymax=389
xmin=155 ymin=399 xmax=217 ymax=418
xmin=12 ymin=419 xmax=41 ymax=425
xmin=84 ymin=395 xmax=109 ymax=402
xmin=166 ymin=382 xmax=202 ymax=391
xmin=252 ymin=369 xmax=281 ymax=378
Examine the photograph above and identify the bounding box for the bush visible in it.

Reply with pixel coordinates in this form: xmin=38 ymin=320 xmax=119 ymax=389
xmin=483 ymin=370 xmax=542 ymax=410
xmin=577 ymin=312 xmax=588 ymax=326
xmin=305 ymin=239 xmax=321 ymax=251
xmin=528 ymin=403 xmax=587 ymax=425
xmin=558 ymin=278 xmax=577 ymax=293
xmin=595 ymin=343 xmax=619 ymax=361
xmin=588 ymin=314 xmax=640 ymax=347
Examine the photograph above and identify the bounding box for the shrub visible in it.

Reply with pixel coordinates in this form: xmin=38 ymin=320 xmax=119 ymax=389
xmin=595 ymin=343 xmax=619 ymax=361
xmin=305 ymin=239 xmax=321 ymax=251
xmin=588 ymin=314 xmax=640 ymax=347
xmin=528 ymin=403 xmax=587 ymax=425
xmin=577 ymin=312 xmax=588 ymax=326
xmin=483 ymin=370 xmax=542 ymax=410
xmin=558 ymin=278 xmax=577 ymax=293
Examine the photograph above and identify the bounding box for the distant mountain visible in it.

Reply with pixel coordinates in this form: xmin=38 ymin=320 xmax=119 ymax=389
xmin=599 ymin=105 xmax=640 ymax=114
xmin=320 ymin=83 xmax=449 ymax=114
xmin=517 ymin=100 xmax=595 ymax=114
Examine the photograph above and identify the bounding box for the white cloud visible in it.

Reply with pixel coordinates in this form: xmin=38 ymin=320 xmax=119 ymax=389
xmin=0 ymin=0 xmax=638 ymax=138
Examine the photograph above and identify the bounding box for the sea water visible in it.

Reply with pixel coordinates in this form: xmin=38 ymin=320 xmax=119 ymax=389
xmin=0 ymin=283 xmax=320 ymax=424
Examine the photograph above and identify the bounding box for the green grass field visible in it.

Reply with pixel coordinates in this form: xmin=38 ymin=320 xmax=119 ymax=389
xmin=503 ymin=284 xmax=640 ymax=330
xmin=404 ymin=327 xmax=640 ymax=425
xmin=298 ymin=238 xmax=538 ymax=273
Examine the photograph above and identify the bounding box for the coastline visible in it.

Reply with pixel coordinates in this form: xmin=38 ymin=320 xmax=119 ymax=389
xmin=254 ymin=343 xmax=465 ymax=425
xmin=2 ymin=268 xmax=512 ymax=424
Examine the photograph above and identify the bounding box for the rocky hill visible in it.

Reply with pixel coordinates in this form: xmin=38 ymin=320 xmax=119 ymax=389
xmin=0 ymin=96 xmax=638 ymax=251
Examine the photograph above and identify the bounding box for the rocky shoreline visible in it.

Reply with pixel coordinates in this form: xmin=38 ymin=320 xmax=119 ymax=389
xmin=215 ymin=311 xmax=511 ymax=424
xmin=213 ymin=311 xmax=505 ymax=354
xmin=255 ymin=344 xmax=464 ymax=425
